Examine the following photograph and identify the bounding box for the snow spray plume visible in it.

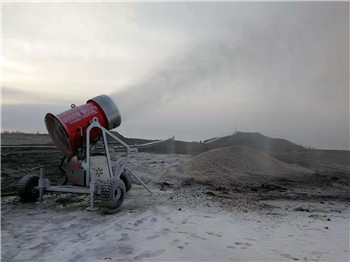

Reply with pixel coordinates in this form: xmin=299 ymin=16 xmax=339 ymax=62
xmin=109 ymin=41 xmax=236 ymax=121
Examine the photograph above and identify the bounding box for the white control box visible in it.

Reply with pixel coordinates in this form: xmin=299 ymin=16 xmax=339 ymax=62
xmin=90 ymin=155 xmax=111 ymax=182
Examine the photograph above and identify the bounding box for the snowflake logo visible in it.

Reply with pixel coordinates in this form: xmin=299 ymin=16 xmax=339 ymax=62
xmin=96 ymin=167 xmax=103 ymax=177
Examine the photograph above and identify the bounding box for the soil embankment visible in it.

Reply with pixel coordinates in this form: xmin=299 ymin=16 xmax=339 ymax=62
xmin=182 ymin=146 xmax=313 ymax=176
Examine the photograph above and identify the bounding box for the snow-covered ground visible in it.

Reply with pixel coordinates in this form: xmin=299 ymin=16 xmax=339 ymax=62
xmin=2 ymin=196 xmax=349 ymax=261
xmin=1 ymin=153 xmax=349 ymax=261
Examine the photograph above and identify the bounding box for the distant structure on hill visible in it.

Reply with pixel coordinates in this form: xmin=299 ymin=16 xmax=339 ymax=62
xmin=203 ymin=131 xmax=304 ymax=150
xmin=109 ymin=130 xmax=304 ymax=154
xmin=109 ymin=131 xmax=157 ymax=145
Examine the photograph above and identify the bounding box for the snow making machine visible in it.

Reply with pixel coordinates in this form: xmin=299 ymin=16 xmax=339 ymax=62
xmin=17 ymin=94 xmax=152 ymax=209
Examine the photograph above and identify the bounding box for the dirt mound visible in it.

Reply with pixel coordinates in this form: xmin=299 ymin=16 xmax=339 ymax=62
xmin=182 ymin=146 xmax=313 ymax=176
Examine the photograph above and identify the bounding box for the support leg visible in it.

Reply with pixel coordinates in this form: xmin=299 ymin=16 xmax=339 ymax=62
xmin=90 ymin=191 xmax=95 ymax=209
xmin=90 ymin=169 xmax=95 ymax=209
xmin=87 ymin=169 xmax=99 ymax=211
xmin=126 ymin=169 xmax=153 ymax=195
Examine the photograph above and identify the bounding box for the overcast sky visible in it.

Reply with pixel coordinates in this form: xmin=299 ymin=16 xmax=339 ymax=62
xmin=1 ymin=2 xmax=349 ymax=150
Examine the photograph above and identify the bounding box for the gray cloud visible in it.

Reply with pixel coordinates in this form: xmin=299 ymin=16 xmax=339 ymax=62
xmin=1 ymin=87 xmax=76 ymax=105
xmin=110 ymin=2 xmax=348 ymax=149
xmin=1 ymin=103 xmax=67 ymax=132
xmin=2 ymin=2 xmax=349 ymax=150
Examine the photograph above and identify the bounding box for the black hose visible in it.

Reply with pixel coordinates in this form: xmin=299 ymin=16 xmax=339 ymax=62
xmin=58 ymin=156 xmax=68 ymax=185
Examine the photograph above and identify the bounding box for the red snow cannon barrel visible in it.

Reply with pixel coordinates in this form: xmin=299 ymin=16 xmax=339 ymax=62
xmin=45 ymin=94 xmax=121 ymax=157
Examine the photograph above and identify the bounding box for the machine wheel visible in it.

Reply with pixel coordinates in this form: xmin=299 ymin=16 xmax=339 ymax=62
xmin=101 ymin=178 xmax=126 ymax=209
xmin=120 ymin=171 xmax=132 ymax=192
xmin=17 ymin=175 xmax=40 ymax=202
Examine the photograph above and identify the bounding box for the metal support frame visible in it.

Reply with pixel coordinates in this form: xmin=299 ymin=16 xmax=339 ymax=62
xmin=125 ymin=169 xmax=153 ymax=195
xmin=83 ymin=117 xmax=130 ymax=184
xmin=36 ymin=117 xmax=152 ymax=210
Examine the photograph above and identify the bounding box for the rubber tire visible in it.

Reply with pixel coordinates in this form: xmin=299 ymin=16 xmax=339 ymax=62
xmin=120 ymin=171 xmax=132 ymax=192
xmin=17 ymin=175 xmax=40 ymax=202
xmin=101 ymin=178 xmax=126 ymax=209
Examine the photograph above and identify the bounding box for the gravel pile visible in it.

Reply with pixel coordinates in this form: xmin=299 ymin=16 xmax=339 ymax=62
xmin=182 ymin=146 xmax=313 ymax=176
